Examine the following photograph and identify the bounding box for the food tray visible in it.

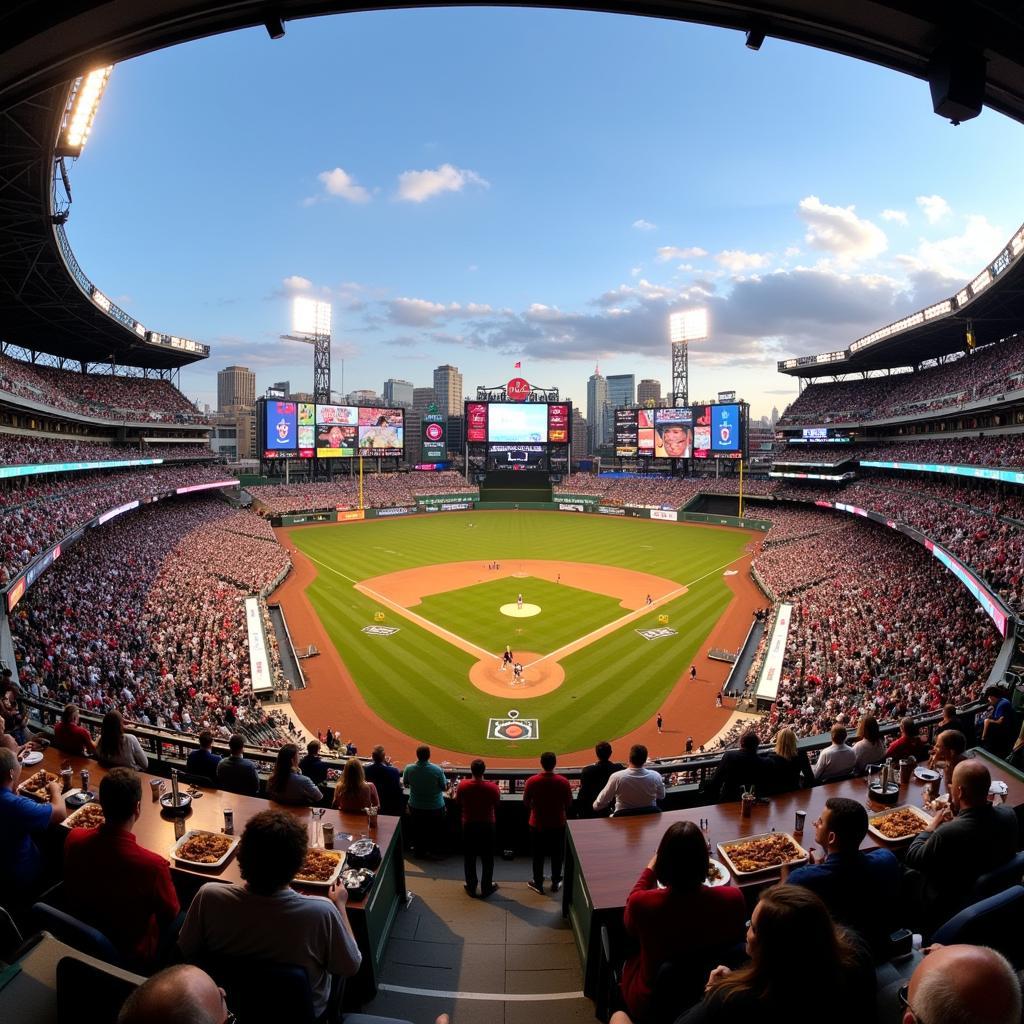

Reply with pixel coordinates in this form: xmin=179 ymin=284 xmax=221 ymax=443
xmin=293 ymin=848 xmax=345 ymax=889
xmin=867 ymin=804 xmax=932 ymax=842
xmin=717 ymin=832 xmax=809 ymax=877
xmin=171 ymin=829 xmax=239 ymax=870
xmin=62 ymin=801 xmax=106 ymax=830
xmin=17 ymin=770 xmax=59 ymax=802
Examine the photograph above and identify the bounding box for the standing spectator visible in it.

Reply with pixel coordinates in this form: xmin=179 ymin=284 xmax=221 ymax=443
xmin=523 ymin=751 xmax=573 ymax=895
xmin=299 ymin=740 xmax=329 ymax=786
xmin=576 ymin=741 xmax=624 ymax=819
xmin=96 ymin=711 xmax=149 ymax=771
xmin=266 ymin=744 xmax=323 ymax=806
xmin=456 ymin=758 xmax=500 ymax=899
xmin=185 ymin=731 xmax=220 ymax=782
xmin=324 ymin=727 xmax=337 ymax=752
xmin=885 ymin=718 xmax=929 ymax=762
xmin=593 ymin=744 xmax=665 ymax=815
xmin=53 ymin=704 xmax=96 ymax=757
xmin=216 ymin=733 xmax=260 ymax=796
xmin=364 ymin=745 xmax=404 ymax=816
xmin=63 ymin=768 xmax=180 ymax=971
xmin=402 ymin=745 xmax=447 ymax=858
xmin=766 ymin=728 xmax=813 ymax=794
xmin=707 ymin=731 xmax=769 ymax=800
xmin=980 ymin=685 xmax=1014 ymax=755
xmin=332 ymin=758 xmax=379 ymax=814
xmin=851 ymin=716 xmax=886 ymax=774
xmin=812 ymin=726 xmax=857 ymax=783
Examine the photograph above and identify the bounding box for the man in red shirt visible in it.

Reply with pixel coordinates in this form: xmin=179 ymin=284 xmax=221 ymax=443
xmin=63 ymin=767 xmax=180 ymax=971
xmin=885 ymin=717 xmax=929 ymax=762
xmin=53 ymin=704 xmax=96 ymax=757
xmin=456 ymin=758 xmax=501 ymax=899
xmin=523 ymin=751 xmax=573 ymax=895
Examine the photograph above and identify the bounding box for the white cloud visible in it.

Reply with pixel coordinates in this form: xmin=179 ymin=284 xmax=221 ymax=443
xmin=784 ymin=247 xmax=801 ymax=258
xmin=632 ymin=219 xmax=657 ymax=231
xmin=881 ymin=209 xmax=908 ymax=225
xmin=281 ymin=275 xmax=313 ymax=294
xmin=316 ymin=167 xmax=371 ymax=204
xmin=797 ymin=195 xmax=888 ymax=264
xmin=716 ymin=250 xmax=771 ymax=272
xmin=916 ymin=194 xmax=951 ymax=224
xmin=630 ymin=266 xmax=643 ymax=277
xmin=396 ymin=163 xmax=489 ymax=203
xmin=386 ymin=297 xmax=494 ymax=326
xmin=656 ymin=245 xmax=708 ymax=262
xmin=899 ymin=213 xmax=1005 ymax=281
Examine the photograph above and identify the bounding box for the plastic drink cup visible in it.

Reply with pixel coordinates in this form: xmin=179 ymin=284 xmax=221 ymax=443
xmin=323 ymin=823 xmax=335 ymax=848
xmin=794 ymin=810 xmax=807 ymax=832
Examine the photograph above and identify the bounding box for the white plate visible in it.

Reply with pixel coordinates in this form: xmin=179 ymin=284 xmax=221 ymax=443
xmin=19 ymin=751 xmax=43 ymax=766
xmin=990 ymin=780 xmax=1009 ymax=797
xmin=914 ymin=767 xmax=940 ymax=783
xmin=171 ymin=829 xmax=239 ymax=870
xmin=704 ymin=857 xmax=731 ymax=887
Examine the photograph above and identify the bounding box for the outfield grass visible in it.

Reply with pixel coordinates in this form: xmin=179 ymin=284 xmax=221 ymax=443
xmin=291 ymin=511 xmax=750 ymax=756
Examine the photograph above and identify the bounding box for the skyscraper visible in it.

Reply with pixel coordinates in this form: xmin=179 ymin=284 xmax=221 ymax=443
xmin=571 ymin=408 xmax=588 ymax=465
xmin=586 ymin=366 xmax=610 ymax=446
xmin=607 ymin=374 xmax=635 ymax=410
xmin=637 ymin=379 xmax=662 ymax=405
xmin=217 ymin=365 xmax=255 ymax=413
xmin=383 ymin=379 xmax=414 ymax=407
xmin=433 ymin=364 xmax=463 ymax=417
xmin=408 ymin=386 xmax=437 ymax=462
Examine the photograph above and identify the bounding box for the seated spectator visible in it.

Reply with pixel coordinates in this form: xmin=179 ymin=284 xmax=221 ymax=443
xmin=979 ymin=685 xmax=1014 ymax=755
xmin=903 ymin=759 xmax=1019 ymax=931
xmin=765 ymin=728 xmax=813 ymax=793
xmin=332 ymin=757 xmax=379 ymax=814
xmin=299 ymin=740 xmax=328 ymax=785
xmin=885 ymin=718 xmax=929 ymax=763
xmin=577 ymin=741 xmax=624 ymax=818
xmin=852 ymin=715 xmax=886 ymax=774
xmin=523 ymin=751 xmax=573 ymax=895
xmin=897 ymin=943 xmax=1021 ymax=1024
xmin=812 ymin=726 xmax=857 ymax=782
xmin=63 ymin=767 xmax=180 ymax=971
xmin=594 ymin=744 xmax=665 ymax=814
xmin=185 ymin=730 xmax=221 ymax=782
xmin=96 ymin=711 xmax=149 ymax=771
xmin=53 ymin=703 xmax=96 ymax=757
xmin=620 ymin=821 xmax=746 ymax=1021
xmin=456 ymin=758 xmax=500 ymax=899
xmin=178 ymin=809 xmax=361 ymax=1018
xmin=364 ymin=745 xmax=403 ymax=816
xmin=0 ymin=747 xmax=67 ymax=904
xmin=0 ymin=711 xmax=35 ymax=759
xmin=117 ymin=964 xmax=228 ymax=1024
xmin=266 ymin=743 xmax=323 ymax=806
xmin=928 ymin=729 xmax=967 ymax=791
xmin=402 ymin=745 xmax=447 ymax=858
xmin=783 ymin=797 xmax=901 ymax=959
xmin=707 ymin=731 xmax=769 ymax=801
xmin=215 ymin=733 xmax=260 ymax=796
xmin=937 ymin=703 xmax=965 ymax=735
xmin=670 ymin=885 xmax=874 ymax=1024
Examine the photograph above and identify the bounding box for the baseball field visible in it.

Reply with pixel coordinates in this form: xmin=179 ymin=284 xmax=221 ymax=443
xmin=278 ymin=510 xmax=758 ymax=760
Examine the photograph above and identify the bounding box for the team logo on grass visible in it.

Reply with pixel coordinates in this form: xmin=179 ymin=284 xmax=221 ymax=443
xmin=488 ymin=709 xmax=539 ymax=741
xmin=636 ymin=627 xmax=678 ymax=640
xmin=361 ymin=625 xmax=400 ymax=637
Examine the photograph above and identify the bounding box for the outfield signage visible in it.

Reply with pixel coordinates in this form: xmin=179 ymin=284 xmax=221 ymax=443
xmin=558 ymin=502 xmax=585 ymax=512
xmin=552 ymin=493 xmax=599 ymax=506
xmin=755 ymin=602 xmax=792 ymax=709
xmin=650 ymin=509 xmax=678 ymax=522
xmin=597 ymin=505 xmax=625 ymax=516
xmin=860 ymin=460 xmax=1024 ymax=485
xmin=244 ymin=596 xmax=274 ymax=693
xmin=338 ymin=509 xmax=366 ymax=521
xmin=376 ymin=506 xmax=416 ymax=517
xmin=422 ymin=501 xmax=474 ymax=512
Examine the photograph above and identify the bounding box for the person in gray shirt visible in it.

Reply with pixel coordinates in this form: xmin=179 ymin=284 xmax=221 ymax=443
xmin=266 ymin=743 xmax=323 ymax=806
xmin=215 ymin=734 xmax=260 ymax=796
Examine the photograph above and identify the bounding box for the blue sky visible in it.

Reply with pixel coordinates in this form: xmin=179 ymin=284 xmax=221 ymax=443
xmin=64 ymin=7 xmax=1024 ymax=419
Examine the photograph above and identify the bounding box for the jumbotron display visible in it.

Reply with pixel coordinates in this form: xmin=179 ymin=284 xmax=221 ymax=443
xmin=614 ymin=403 xmax=746 ymax=459
xmin=260 ymin=400 xmax=405 ymax=459
xmin=465 ymin=400 xmax=571 ymax=471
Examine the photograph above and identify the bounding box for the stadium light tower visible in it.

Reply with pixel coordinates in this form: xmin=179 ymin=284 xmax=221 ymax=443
xmin=56 ymin=66 xmax=114 ymax=158
xmin=669 ymin=307 xmax=708 ymax=407
xmin=281 ymin=297 xmax=332 ymax=403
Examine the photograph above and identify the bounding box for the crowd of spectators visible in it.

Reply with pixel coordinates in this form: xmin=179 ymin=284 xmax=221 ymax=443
xmin=554 ymin=474 xmax=776 ymax=506
xmin=0 ymin=463 xmax=235 ymax=585
xmin=0 ymin=354 xmax=207 ymax=423
xmin=10 ymin=496 xmax=291 ymax=746
xmin=0 ymin=434 xmax=213 ymax=467
xmin=774 ymin=434 xmax=1024 ymax=469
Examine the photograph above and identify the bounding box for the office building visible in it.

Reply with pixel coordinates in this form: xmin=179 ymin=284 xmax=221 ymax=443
xmin=638 ymin=378 xmax=662 ymax=405
xmin=586 ymin=367 xmax=610 ymax=447
xmin=384 ymin=379 xmax=414 ymax=407
xmin=607 ymin=374 xmax=635 ymax=410
xmin=433 ymin=364 xmax=463 ymax=417
xmin=571 ymin=409 xmax=588 ymax=465
xmin=217 ymin=365 xmax=255 ymax=414
xmin=407 ymin=386 xmax=437 ymax=462
xmin=446 ymin=415 xmax=465 ymax=455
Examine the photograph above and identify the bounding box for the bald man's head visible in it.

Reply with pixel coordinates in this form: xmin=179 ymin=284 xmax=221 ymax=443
xmin=905 ymin=944 xmax=1021 ymax=1024
xmin=951 ymin=759 xmax=991 ymax=807
xmin=118 ymin=965 xmax=224 ymax=1024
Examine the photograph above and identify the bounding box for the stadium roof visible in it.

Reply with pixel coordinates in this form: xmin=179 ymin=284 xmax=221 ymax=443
xmin=2 ymin=2 xmax=1024 ymax=370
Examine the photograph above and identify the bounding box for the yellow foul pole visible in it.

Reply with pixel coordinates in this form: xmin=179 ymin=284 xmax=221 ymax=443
xmin=738 ymin=458 xmax=744 ymax=520
xmin=359 ymin=456 xmax=364 ymax=510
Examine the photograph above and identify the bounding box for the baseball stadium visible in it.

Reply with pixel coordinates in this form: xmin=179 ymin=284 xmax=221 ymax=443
xmin=3 ymin=5 xmax=1024 ymax=1024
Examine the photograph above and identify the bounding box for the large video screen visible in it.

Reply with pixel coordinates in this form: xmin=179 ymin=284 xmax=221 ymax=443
xmin=615 ymin=408 xmax=638 ymax=457
xmin=614 ymin=403 xmax=744 ymax=460
xmin=260 ymin=400 xmax=405 ymax=459
xmin=654 ymin=407 xmax=693 ymax=459
xmin=488 ymin=443 xmax=547 ymax=471
xmin=358 ymin=407 xmax=404 ymax=457
xmin=264 ymin=402 xmax=297 ymax=453
xmin=488 ymin=404 xmax=548 ymax=443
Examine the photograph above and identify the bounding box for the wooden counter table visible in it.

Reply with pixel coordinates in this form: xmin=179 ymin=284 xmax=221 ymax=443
xmin=30 ymin=748 xmax=406 ymax=1002
xmin=563 ymin=749 xmax=1024 ymax=997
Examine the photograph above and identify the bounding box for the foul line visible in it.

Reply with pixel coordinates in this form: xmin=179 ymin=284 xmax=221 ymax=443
xmin=378 ymin=984 xmax=585 ymax=1002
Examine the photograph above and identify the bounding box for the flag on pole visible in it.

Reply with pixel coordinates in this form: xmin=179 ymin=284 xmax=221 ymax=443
xmin=514 ymin=361 xmax=521 ymax=368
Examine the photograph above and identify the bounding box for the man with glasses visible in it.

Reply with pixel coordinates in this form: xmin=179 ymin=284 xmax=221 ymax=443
xmin=897 ymin=944 xmax=1020 ymax=1024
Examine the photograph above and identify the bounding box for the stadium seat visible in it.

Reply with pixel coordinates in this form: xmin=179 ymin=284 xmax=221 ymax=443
xmin=931 ymin=885 xmax=1024 ymax=966
xmin=198 ymin=955 xmax=317 ymax=1022
xmin=56 ymin=955 xmax=140 ymax=1024
xmin=971 ymin=849 xmax=1024 ymax=902
xmin=30 ymin=903 xmax=123 ymax=969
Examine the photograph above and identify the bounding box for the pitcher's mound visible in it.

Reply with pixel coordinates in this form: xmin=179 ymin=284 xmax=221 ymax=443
xmin=469 ymin=652 xmax=565 ymax=697
xmin=500 ymin=603 xmax=541 ymax=618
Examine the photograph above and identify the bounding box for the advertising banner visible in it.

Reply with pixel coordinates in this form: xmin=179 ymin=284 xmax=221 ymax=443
xmin=422 ymin=413 xmax=446 ymax=462
xmin=650 ymin=508 xmax=678 ymax=521
xmin=466 ymin=402 xmax=488 ymax=442
xmin=558 ymin=503 xmax=585 ymax=512
xmin=597 ymin=505 xmax=625 ymax=516
xmin=337 ymin=509 xmax=366 ymax=522
xmin=376 ymin=506 xmax=416 ymax=517
xmin=244 ymin=597 xmax=274 ymax=693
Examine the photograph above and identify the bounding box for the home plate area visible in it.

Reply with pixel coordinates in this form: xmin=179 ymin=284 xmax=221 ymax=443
xmin=500 ymin=602 xmax=542 ymax=617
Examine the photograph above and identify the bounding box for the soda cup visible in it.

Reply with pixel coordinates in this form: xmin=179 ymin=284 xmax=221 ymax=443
xmin=794 ymin=810 xmax=807 ymax=832
xmin=223 ymin=809 xmax=234 ymax=835
xmin=741 ymin=793 xmax=753 ymax=819
xmin=323 ymin=822 xmax=335 ymax=848
xmin=60 ymin=768 xmax=73 ymax=793
xmin=80 ymin=769 xmax=90 ymax=793
xmin=150 ymin=779 xmax=163 ymax=802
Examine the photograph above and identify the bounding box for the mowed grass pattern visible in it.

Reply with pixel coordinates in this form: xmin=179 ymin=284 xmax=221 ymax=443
xmin=292 ymin=511 xmax=749 ymax=756
xmin=414 ymin=576 xmax=626 ymax=655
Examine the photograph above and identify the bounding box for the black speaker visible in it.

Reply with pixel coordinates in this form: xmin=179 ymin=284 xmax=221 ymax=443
xmin=929 ymin=44 xmax=986 ymax=123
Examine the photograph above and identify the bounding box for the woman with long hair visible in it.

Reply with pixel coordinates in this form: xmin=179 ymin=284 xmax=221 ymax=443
xmin=765 ymin=727 xmax=813 ymax=793
xmin=619 ymin=821 xmax=746 ymax=1021
xmin=266 ymin=742 xmax=322 ymax=806
xmin=853 ymin=715 xmax=886 ymax=773
xmin=673 ymin=885 xmax=874 ymax=1024
xmin=96 ymin=711 xmax=148 ymax=769
xmin=332 ymin=757 xmax=380 ymax=814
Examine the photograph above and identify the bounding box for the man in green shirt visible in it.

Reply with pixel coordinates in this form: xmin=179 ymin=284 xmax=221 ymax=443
xmin=402 ymin=745 xmax=447 ymax=857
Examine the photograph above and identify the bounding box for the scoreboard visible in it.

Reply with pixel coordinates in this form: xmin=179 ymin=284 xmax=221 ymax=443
xmin=260 ymin=400 xmax=405 ymax=459
xmin=614 ymin=403 xmax=746 ymax=459
xmin=464 ymin=400 xmax=572 ymax=472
